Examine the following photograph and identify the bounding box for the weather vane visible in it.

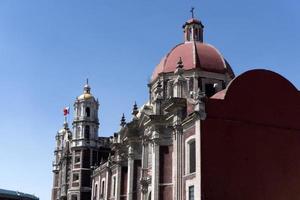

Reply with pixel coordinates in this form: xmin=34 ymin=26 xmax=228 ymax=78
xmin=190 ymin=7 xmax=195 ymax=18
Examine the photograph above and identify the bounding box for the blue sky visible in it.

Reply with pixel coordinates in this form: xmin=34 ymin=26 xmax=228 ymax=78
xmin=0 ymin=0 xmax=299 ymax=199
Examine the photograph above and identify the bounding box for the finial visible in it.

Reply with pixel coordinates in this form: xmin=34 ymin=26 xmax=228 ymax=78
xmin=132 ymin=101 xmax=138 ymax=117
xmin=174 ymin=57 xmax=185 ymax=76
xmin=177 ymin=57 xmax=184 ymax=69
xmin=120 ymin=113 xmax=126 ymax=127
xmin=190 ymin=7 xmax=195 ymax=18
xmin=83 ymin=78 xmax=91 ymax=94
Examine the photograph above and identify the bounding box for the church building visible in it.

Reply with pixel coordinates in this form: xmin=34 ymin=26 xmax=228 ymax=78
xmin=51 ymin=14 xmax=300 ymax=200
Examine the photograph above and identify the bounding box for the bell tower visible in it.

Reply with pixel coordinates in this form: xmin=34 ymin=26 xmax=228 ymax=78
xmin=69 ymin=79 xmax=100 ymax=200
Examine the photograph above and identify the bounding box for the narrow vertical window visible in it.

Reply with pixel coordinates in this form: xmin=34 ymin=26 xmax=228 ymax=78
xmin=71 ymin=195 xmax=78 ymax=200
xmin=189 ymin=140 xmax=196 ymax=173
xmin=85 ymin=107 xmax=90 ymax=117
xmin=188 ymin=186 xmax=194 ymax=200
xmin=84 ymin=125 xmax=90 ymax=140
xmin=189 ymin=77 xmax=194 ymax=93
xmin=113 ymin=176 xmax=116 ymax=196
xmin=195 ymin=28 xmax=199 ymax=40
xmin=101 ymin=180 xmax=105 ymax=196
xmin=94 ymin=184 xmax=98 ymax=199
xmin=205 ymin=83 xmax=216 ymax=97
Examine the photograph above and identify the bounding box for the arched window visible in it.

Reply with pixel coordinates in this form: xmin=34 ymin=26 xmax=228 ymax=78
xmin=101 ymin=180 xmax=105 ymax=197
xmin=85 ymin=107 xmax=90 ymax=117
xmin=148 ymin=191 xmax=151 ymax=200
xmin=167 ymin=81 xmax=173 ymax=98
xmin=94 ymin=184 xmax=98 ymax=200
xmin=84 ymin=125 xmax=90 ymax=140
xmin=195 ymin=28 xmax=199 ymax=40
xmin=186 ymin=137 xmax=196 ymax=174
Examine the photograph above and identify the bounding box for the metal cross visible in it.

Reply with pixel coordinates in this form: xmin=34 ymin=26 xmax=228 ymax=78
xmin=190 ymin=7 xmax=195 ymax=18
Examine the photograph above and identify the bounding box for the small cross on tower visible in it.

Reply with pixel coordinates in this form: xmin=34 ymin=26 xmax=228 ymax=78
xmin=190 ymin=7 xmax=195 ymax=18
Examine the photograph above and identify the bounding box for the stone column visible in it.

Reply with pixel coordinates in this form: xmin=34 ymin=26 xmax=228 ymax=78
xmin=194 ymin=91 xmax=206 ymax=200
xmin=105 ymin=165 xmax=110 ymax=200
xmin=195 ymin=119 xmax=201 ymax=200
xmin=141 ymin=136 xmax=149 ymax=200
xmin=151 ymin=130 xmax=160 ymax=200
xmin=172 ymin=124 xmax=183 ymax=200
xmin=115 ymin=156 xmax=122 ymax=200
xmin=127 ymin=145 xmax=134 ymax=200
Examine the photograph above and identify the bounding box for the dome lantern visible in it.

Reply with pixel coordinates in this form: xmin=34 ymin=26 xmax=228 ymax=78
xmin=77 ymin=78 xmax=95 ymax=100
xmin=183 ymin=8 xmax=204 ymax=42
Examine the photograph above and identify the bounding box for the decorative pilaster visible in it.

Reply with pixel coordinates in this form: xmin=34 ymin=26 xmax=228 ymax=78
xmin=151 ymin=129 xmax=160 ymax=200
xmin=140 ymin=135 xmax=151 ymax=200
xmin=115 ymin=162 xmax=121 ymax=200
xmin=127 ymin=145 xmax=134 ymax=200
xmin=173 ymin=124 xmax=183 ymax=200
xmin=194 ymin=90 xmax=206 ymax=200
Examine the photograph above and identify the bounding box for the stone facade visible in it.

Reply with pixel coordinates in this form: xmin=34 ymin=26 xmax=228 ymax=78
xmin=89 ymin=17 xmax=234 ymax=200
xmin=51 ymin=82 xmax=111 ymax=200
xmin=52 ymin=16 xmax=235 ymax=200
xmin=51 ymin=14 xmax=300 ymax=200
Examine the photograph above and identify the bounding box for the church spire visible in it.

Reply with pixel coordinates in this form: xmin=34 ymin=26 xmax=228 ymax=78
xmin=183 ymin=7 xmax=204 ymax=42
xmin=84 ymin=78 xmax=91 ymax=94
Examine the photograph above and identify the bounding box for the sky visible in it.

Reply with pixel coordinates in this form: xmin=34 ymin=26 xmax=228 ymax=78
xmin=0 ymin=0 xmax=299 ymax=199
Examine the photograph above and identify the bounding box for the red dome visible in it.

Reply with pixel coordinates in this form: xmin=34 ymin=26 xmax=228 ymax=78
xmin=151 ymin=42 xmax=234 ymax=80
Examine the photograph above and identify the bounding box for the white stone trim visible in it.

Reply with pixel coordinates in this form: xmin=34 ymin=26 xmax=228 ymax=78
xmin=185 ymin=179 xmax=195 ymax=200
xmin=185 ymin=135 xmax=196 ymax=175
xmin=111 ymin=174 xmax=117 ymax=198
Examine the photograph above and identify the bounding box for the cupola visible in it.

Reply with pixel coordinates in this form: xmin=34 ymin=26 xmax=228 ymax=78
xmin=183 ymin=8 xmax=204 ymax=42
xmin=77 ymin=79 xmax=94 ymax=100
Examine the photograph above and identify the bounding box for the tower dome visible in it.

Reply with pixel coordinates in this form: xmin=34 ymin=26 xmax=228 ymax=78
xmin=77 ymin=79 xmax=95 ymax=100
xmin=151 ymin=17 xmax=234 ymax=81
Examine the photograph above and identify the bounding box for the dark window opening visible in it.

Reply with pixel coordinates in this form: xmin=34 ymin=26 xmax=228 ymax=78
xmin=71 ymin=195 xmax=78 ymax=200
xmin=101 ymin=180 xmax=105 ymax=196
xmin=84 ymin=125 xmax=90 ymax=140
xmin=85 ymin=107 xmax=90 ymax=117
xmin=189 ymin=186 xmax=194 ymax=200
xmin=75 ymin=155 xmax=80 ymax=163
xmin=189 ymin=140 xmax=196 ymax=173
xmin=113 ymin=176 xmax=116 ymax=196
xmin=222 ymin=81 xmax=226 ymax=89
xmin=94 ymin=184 xmax=98 ymax=199
xmin=73 ymin=174 xmax=79 ymax=182
xmin=195 ymin=29 xmax=198 ymax=40
xmin=198 ymin=78 xmax=202 ymax=90
xmin=205 ymin=83 xmax=216 ymax=97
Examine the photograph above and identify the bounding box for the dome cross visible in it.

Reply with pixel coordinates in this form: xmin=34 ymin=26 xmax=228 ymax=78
xmin=190 ymin=7 xmax=195 ymax=18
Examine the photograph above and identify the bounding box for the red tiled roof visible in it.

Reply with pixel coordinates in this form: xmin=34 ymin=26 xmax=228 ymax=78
xmin=151 ymin=42 xmax=234 ymax=81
